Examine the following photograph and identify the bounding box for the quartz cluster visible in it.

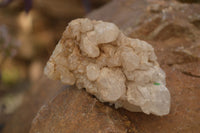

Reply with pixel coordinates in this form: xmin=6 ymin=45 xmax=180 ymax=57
xmin=44 ymin=18 xmax=170 ymax=116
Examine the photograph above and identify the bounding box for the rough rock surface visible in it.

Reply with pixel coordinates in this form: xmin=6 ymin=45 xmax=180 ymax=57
xmin=44 ymin=18 xmax=170 ymax=116
xmin=30 ymin=86 xmax=130 ymax=133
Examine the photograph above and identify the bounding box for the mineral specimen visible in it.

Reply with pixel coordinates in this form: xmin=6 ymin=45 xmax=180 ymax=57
xmin=44 ymin=18 xmax=170 ymax=116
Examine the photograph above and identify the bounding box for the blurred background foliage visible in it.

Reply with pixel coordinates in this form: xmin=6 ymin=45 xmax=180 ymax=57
xmin=0 ymin=0 xmax=110 ymax=131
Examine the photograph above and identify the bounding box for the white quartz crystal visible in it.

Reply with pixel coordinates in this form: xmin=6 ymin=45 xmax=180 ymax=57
xmin=44 ymin=18 xmax=170 ymax=116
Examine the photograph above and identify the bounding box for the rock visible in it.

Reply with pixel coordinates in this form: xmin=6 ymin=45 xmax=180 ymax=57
xmin=44 ymin=18 xmax=170 ymax=116
xmin=30 ymin=86 xmax=130 ymax=133
xmin=4 ymin=0 xmax=200 ymax=133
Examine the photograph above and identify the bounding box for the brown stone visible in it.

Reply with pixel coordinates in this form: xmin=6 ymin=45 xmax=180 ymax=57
xmin=30 ymin=86 xmax=130 ymax=133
